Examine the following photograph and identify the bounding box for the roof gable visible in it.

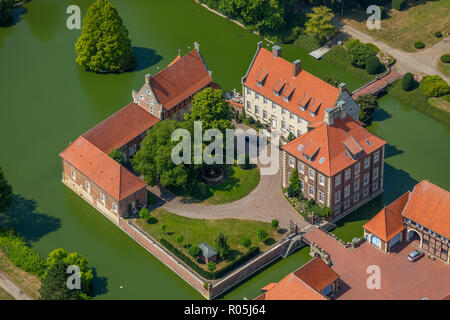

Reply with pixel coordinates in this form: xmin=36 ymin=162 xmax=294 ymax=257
xmin=363 ymin=192 xmax=410 ymax=241
xmin=263 ymin=273 xmax=327 ymax=300
xmin=293 ymin=257 xmax=340 ymax=292
xmin=59 ymin=137 xmax=146 ymax=201
xmin=243 ymin=47 xmax=340 ymax=123
xmin=149 ymin=49 xmax=212 ymax=110
xmin=282 ymin=117 xmax=386 ymax=176
xmin=402 ymin=181 xmax=450 ymax=239
xmin=82 ymin=103 xmax=159 ymax=153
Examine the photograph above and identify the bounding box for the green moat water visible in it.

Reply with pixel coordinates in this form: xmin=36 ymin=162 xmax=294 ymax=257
xmin=0 ymin=0 xmax=449 ymax=299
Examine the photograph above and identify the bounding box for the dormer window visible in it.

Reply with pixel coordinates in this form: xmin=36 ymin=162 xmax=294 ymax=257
xmin=273 ymin=80 xmax=285 ymax=96
xmin=256 ymin=70 xmax=268 ymax=87
xmin=283 ymin=85 xmax=295 ymax=102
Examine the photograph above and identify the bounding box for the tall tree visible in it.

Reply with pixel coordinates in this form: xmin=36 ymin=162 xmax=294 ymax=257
xmin=305 ymin=6 xmax=337 ymax=43
xmin=0 ymin=0 xmax=13 ymax=27
xmin=0 ymin=165 xmax=12 ymax=213
xmin=214 ymin=232 xmax=230 ymax=260
xmin=132 ymin=120 xmax=194 ymax=191
xmin=39 ymin=261 xmax=83 ymax=300
xmin=75 ymin=0 xmax=136 ymax=73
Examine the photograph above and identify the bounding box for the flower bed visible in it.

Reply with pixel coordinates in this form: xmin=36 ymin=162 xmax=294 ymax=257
xmin=376 ymin=51 xmax=395 ymax=66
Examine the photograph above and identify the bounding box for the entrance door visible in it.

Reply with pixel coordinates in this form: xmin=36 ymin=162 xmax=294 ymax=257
xmin=389 ymin=233 xmax=401 ymax=249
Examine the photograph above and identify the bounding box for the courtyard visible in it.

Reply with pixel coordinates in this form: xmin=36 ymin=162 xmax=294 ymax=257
xmin=304 ymin=228 xmax=450 ymax=300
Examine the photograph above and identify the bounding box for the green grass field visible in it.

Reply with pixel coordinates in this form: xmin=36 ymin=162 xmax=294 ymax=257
xmin=135 ymin=209 xmax=281 ymax=270
xmin=437 ymin=59 xmax=450 ymax=77
xmin=188 ymin=165 xmax=261 ymax=205
xmin=343 ymin=0 xmax=450 ymax=52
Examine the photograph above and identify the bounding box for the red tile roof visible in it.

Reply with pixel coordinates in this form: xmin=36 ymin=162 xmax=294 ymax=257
xmin=293 ymin=257 xmax=340 ymax=292
xmin=402 ymin=180 xmax=450 ymax=239
xmin=363 ymin=192 xmax=410 ymax=241
xmin=243 ymin=47 xmax=340 ymax=123
xmin=260 ymin=273 xmax=328 ymax=300
xmin=151 ymin=49 xmax=212 ymax=110
xmin=59 ymin=136 xmax=146 ymax=201
xmin=82 ymin=102 xmax=159 ymax=154
xmin=282 ymin=116 xmax=387 ymax=176
xmin=257 ymin=257 xmax=339 ymax=300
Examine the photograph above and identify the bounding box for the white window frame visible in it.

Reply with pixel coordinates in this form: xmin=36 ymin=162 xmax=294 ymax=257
xmin=309 ymin=169 xmax=315 ymax=180
xmin=373 ymin=167 xmax=379 ymax=180
xmin=308 ymin=185 xmax=314 ymax=197
xmin=335 ymin=174 xmax=341 ymax=187
xmin=335 ymin=191 xmax=340 ymax=204
xmin=289 ymin=156 xmax=295 ymax=168
xmin=85 ymin=181 xmax=91 ymax=193
xmin=344 ymin=185 xmax=350 ymax=198
xmin=319 ymin=191 xmax=324 ymax=203
xmin=319 ymin=174 xmax=324 ymax=186
xmin=354 ymin=179 xmax=360 ymax=191
xmin=345 ymin=168 xmax=351 ymax=181
xmin=112 ymin=203 xmax=118 ymax=212
xmin=71 ymin=171 xmax=76 ymax=180
xmin=255 ymin=105 xmax=260 ymax=115
xmin=355 ymin=163 xmax=360 ymax=177
xmin=263 ymin=110 xmax=268 ymax=119
xmin=100 ymin=193 xmax=105 ymax=204
xmin=364 ymin=157 xmax=370 ymax=169
xmin=299 ymin=163 xmax=304 ymax=174
xmin=373 ymin=182 xmax=378 ymax=191
xmin=374 ymin=150 xmax=380 ymax=163
xmin=363 ymin=173 xmax=369 ymax=186
xmin=353 ymin=193 xmax=360 ymax=203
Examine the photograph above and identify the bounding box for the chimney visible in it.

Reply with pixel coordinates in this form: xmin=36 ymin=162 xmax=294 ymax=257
xmin=293 ymin=59 xmax=302 ymax=78
xmin=194 ymin=42 xmax=200 ymax=52
xmin=145 ymin=73 xmax=151 ymax=84
xmin=324 ymin=108 xmax=334 ymax=126
xmin=272 ymin=45 xmax=281 ymax=57
xmin=338 ymin=82 xmax=346 ymax=93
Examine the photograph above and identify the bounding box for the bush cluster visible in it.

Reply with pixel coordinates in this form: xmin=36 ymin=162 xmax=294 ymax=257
xmin=402 ymin=73 xmax=416 ymax=91
xmin=434 ymin=31 xmax=443 ymax=38
xmin=0 ymin=228 xmax=46 ymax=275
xmin=441 ymin=54 xmax=450 ymax=64
xmin=392 ymin=0 xmax=406 ymax=11
xmin=414 ymin=41 xmax=425 ymax=49
xmin=160 ymin=238 xmax=259 ymax=280
xmin=419 ymin=75 xmax=450 ymax=98
xmin=366 ymin=55 xmax=382 ymax=75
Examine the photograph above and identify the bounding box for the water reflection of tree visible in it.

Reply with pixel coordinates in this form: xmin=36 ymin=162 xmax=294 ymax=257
xmin=25 ymin=0 xmax=62 ymax=42
xmin=0 ymin=194 xmax=61 ymax=242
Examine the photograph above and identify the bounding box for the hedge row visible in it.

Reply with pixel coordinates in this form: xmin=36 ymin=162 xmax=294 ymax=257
xmin=0 ymin=227 xmax=46 ymax=276
xmin=160 ymin=238 xmax=260 ymax=280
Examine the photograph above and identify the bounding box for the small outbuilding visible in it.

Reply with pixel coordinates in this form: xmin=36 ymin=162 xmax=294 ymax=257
xmin=198 ymin=243 xmax=217 ymax=264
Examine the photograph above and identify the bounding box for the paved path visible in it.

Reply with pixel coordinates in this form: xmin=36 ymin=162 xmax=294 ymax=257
xmin=148 ymin=124 xmax=309 ymax=231
xmin=340 ymin=23 xmax=450 ymax=83
xmin=0 ymin=271 xmax=32 ymax=300
xmin=352 ymin=69 xmax=402 ymax=99
xmin=303 ymin=228 xmax=450 ymax=300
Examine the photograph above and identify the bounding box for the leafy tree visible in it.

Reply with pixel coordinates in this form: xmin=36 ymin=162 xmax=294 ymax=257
xmin=75 ymin=0 xmax=136 ymax=73
xmin=305 ymin=6 xmax=337 ymax=43
xmin=132 ymin=120 xmax=194 ymax=192
xmin=139 ymin=208 xmax=150 ymax=220
xmin=0 ymin=0 xmax=13 ymax=27
xmin=186 ymin=88 xmax=232 ymax=133
xmin=257 ymin=228 xmax=268 ymax=242
xmin=45 ymin=249 xmax=94 ymax=294
xmin=392 ymin=0 xmax=406 ymax=11
xmin=287 ymin=168 xmax=301 ymax=198
xmin=0 ymin=165 xmax=12 ymax=213
xmin=207 ymin=261 xmax=216 ymax=271
xmin=160 ymin=224 xmax=167 ymax=236
xmin=346 ymin=39 xmax=377 ymax=69
xmin=214 ymin=232 xmax=230 ymax=260
xmin=419 ymin=75 xmax=450 ymax=98
xmin=356 ymin=94 xmax=378 ymax=121
xmin=271 ymin=219 xmax=279 ymax=230
xmin=109 ymin=149 xmax=125 ymax=165
xmin=188 ymin=245 xmax=202 ymax=260
xmin=402 ymin=73 xmax=415 ymax=91
xmin=241 ymin=237 xmax=252 ymax=248
xmin=40 ymin=261 xmax=83 ymax=300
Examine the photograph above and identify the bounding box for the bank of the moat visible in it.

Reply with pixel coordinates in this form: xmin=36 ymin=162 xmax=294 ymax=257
xmin=0 ymin=0 xmax=449 ymax=299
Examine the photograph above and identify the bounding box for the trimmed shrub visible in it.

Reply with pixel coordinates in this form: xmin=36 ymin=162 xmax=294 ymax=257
xmin=392 ymin=0 xmax=406 ymax=11
xmin=419 ymin=75 xmax=450 ymax=98
xmin=139 ymin=208 xmax=150 ymax=220
xmin=402 ymin=72 xmax=415 ymax=91
xmin=207 ymin=262 xmax=216 ymax=271
xmin=441 ymin=54 xmax=450 ymax=64
xmin=366 ymin=55 xmax=381 ymax=74
xmin=434 ymin=31 xmax=443 ymax=38
xmin=414 ymin=41 xmax=425 ymax=49
xmin=241 ymin=237 xmax=252 ymax=248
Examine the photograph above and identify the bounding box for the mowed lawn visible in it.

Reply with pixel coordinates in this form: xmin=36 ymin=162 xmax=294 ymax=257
xmin=343 ymin=0 xmax=450 ymax=52
xmin=0 ymin=286 xmax=14 ymax=300
xmin=135 ymin=209 xmax=281 ymax=270
xmin=189 ymin=165 xmax=260 ymax=205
